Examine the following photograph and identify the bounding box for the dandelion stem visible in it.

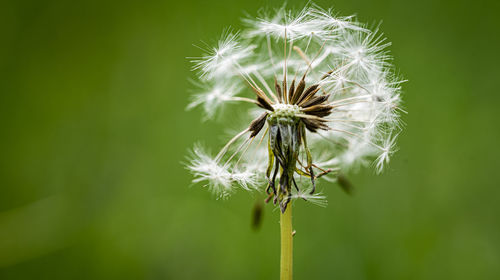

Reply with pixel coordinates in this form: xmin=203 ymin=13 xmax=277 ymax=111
xmin=280 ymin=204 xmax=293 ymax=280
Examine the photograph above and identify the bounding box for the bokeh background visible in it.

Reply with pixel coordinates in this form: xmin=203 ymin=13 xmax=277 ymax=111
xmin=1 ymin=0 xmax=500 ymax=279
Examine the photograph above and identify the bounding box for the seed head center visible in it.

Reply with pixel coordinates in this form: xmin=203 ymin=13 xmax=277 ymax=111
xmin=268 ymin=104 xmax=302 ymax=124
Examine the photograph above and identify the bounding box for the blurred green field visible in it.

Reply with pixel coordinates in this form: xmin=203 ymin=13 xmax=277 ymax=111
xmin=1 ymin=0 xmax=500 ymax=279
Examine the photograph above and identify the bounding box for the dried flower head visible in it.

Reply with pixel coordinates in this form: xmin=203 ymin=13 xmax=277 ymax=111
xmin=187 ymin=5 xmax=404 ymax=212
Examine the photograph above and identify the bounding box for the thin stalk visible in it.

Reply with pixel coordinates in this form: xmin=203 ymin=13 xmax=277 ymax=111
xmin=280 ymin=204 xmax=293 ymax=280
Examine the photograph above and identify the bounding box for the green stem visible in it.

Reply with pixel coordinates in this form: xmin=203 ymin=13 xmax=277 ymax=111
xmin=280 ymin=204 xmax=293 ymax=280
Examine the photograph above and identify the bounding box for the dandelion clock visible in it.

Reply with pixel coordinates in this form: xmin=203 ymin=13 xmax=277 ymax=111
xmin=186 ymin=5 xmax=404 ymax=279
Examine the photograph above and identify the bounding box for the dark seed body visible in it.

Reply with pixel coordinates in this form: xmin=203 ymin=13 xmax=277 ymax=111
xmin=249 ymin=112 xmax=268 ymax=137
xmin=303 ymin=104 xmax=333 ymax=118
xmin=251 ymin=199 xmax=264 ymax=230
xmin=301 ymin=94 xmax=330 ymax=108
xmin=256 ymin=97 xmax=274 ymax=111
xmin=297 ymin=84 xmax=320 ymax=105
xmin=274 ymin=78 xmax=283 ymax=102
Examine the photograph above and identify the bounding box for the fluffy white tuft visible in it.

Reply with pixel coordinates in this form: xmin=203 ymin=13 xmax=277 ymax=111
xmin=187 ymin=81 xmax=243 ymax=120
xmin=192 ymin=32 xmax=257 ymax=80
xmin=375 ymin=133 xmax=399 ymax=173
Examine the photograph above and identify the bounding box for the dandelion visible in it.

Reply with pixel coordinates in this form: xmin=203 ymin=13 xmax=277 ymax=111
xmin=187 ymin=5 xmax=404 ymax=279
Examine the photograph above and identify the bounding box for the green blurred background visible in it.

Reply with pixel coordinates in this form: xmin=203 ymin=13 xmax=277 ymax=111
xmin=1 ymin=0 xmax=499 ymax=279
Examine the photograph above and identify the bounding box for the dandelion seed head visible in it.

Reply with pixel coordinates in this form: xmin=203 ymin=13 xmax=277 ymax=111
xmin=187 ymin=4 xmax=405 ymax=208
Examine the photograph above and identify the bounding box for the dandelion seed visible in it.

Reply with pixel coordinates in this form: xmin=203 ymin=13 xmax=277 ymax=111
xmin=188 ymin=145 xmax=233 ymax=198
xmin=192 ymin=32 xmax=257 ymax=80
xmin=375 ymin=133 xmax=399 ymax=173
xmin=291 ymin=188 xmax=328 ymax=207
xmin=187 ymin=81 xmax=244 ymax=120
